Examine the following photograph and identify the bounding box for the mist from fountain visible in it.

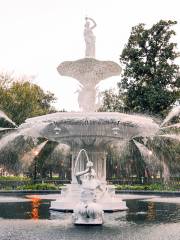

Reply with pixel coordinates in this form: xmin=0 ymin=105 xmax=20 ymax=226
xmin=20 ymin=140 xmax=48 ymax=171
xmin=0 ymin=110 xmax=17 ymax=128
xmin=161 ymin=105 xmax=180 ymax=127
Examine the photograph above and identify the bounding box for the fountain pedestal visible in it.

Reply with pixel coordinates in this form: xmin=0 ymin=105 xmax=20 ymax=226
xmin=50 ymin=183 xmax=127 ymax=212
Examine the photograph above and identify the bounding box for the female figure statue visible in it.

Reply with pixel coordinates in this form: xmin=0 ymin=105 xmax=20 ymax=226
xmin=84 ymin=17 xmax=97 ymax=58
xmin=73 ymin=160 xmax=104 ymax=224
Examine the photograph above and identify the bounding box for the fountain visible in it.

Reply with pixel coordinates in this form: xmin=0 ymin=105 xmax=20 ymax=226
xmin=0 ymin=18 xmax=179 ymax=226
xmin=48 ymin=18 xmax=163 ymax=217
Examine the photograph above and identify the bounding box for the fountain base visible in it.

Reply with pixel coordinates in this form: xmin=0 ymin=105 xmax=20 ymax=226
xmin=73 ymin=216 xmax=103 ymax=225
xmin=50 ymin=183 xmax=128 ymax=212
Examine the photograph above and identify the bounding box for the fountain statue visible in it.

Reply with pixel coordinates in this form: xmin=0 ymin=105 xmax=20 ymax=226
xmin=84 ymin=17 xmax=96 ymax=58
xmin=73 ymin=149 xmax=104 ymax=225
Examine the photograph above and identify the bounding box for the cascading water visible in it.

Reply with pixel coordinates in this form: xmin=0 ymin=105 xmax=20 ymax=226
xmin=0 ymin=110 xmax=17 ymax=128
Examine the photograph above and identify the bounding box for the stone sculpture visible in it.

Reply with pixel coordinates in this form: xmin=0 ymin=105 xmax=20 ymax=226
xmin=84 ymin=17 xmax=96 ymax=58
xmin=73 ymin=157 xmax=104 ymax=225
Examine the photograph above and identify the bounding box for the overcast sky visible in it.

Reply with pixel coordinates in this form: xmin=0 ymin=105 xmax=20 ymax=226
xmin=0 ymin=0 xmax=180 ymax=110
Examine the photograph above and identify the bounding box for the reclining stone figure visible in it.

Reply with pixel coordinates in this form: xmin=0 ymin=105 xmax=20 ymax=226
xmin=73 ymin=161 xmax=104 ymax=225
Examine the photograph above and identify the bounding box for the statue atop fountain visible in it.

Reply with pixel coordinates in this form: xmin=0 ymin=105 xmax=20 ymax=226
xmin=73 ymin=160 xmax=104 ymax=225
xmin=84 ymin=17 xmax=96 ymax=58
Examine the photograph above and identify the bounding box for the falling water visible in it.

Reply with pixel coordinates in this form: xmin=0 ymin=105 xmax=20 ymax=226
xmin=161 ymin=106 xmax=180 ymax=127
xmin=21 ymin=140 xmax=48 ymax=170
xmin=0 ymin=110 xmax=16 ymax=127
xmin=157 ymin=134 xmax=180 ymax=142
xmin=133 ymin=139 xmax=159 ymax=168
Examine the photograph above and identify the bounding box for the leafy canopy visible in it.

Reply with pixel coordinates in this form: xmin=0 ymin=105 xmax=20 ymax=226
xmin=0 ymin=73 xmax=56 ymax=125
xmin=119 ymin=20 xmax=180 ymax=116
xmin=100 ymin=20 xmax=180 ymax=116
xmin=98 ymin=89 xmax=124 ymax=112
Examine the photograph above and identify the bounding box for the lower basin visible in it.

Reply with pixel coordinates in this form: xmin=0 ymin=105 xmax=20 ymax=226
xmin=0 ymin=194 xmax=180 ymax=240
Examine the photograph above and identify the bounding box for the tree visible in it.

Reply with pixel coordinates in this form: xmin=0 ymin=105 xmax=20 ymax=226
xmin=99 ymin=20 xmax=180 ymax=116
xmin=119 ymin=20 xmax=180 ymax=116
xmin=98 ymin=89 xmax=124 ymax=112
xmin=0 ymin=73 xmax=57 ymax=125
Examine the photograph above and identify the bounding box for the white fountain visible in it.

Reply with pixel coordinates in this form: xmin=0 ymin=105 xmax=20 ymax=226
xmin=0 ymin=17 xmax=170 ymax=225
xmin=49 ymin=18 xmax=158 ymax=217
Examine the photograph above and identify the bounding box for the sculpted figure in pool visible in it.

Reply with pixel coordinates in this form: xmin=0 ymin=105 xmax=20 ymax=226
xmin=73 ymin=161 xmax=104 ymax=225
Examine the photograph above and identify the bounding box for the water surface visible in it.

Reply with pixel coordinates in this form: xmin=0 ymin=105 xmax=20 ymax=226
xmin=0 ymin=194 xmax=180 ymax=240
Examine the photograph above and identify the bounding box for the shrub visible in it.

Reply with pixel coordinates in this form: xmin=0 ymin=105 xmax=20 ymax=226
xmin=115 ymin=184 xmax=180 ymax=191
xmin=0 ymin=176 xmax=30 ymax=181
xmin=16 ymin=183 xmax=60 ymax=190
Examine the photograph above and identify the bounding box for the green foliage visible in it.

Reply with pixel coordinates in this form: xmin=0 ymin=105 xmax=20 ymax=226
xmin=115 ymin=183 xmax=180 ymax=191
xmin=99 ymin=20 xmax=180 ymax=116
xmin=0 ymin=186 xmax=14 ymax=190
xmin=0 ymin=73 xmax=57 ymax=125
xmin=98 ymin=89 xmax=124 ymax=112
xmin=119 ymin=20 xmax=180 ymax=116
xmin=17 ymin=183 xmax=60 ymax=190
xmin=0 ymin=176 xmax=30 ymax=181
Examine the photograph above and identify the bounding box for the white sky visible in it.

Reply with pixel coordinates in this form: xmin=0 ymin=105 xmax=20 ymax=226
xmin=0 ymin=0 xmax=180 ymax=111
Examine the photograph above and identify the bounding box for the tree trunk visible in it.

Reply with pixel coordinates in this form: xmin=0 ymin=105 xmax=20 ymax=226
xmin=162 ymin=160 xmax=170 ymax=184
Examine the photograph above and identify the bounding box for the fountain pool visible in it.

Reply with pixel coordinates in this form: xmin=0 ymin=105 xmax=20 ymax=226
xmin=0 ymin=194 xmax=180 ymax=240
